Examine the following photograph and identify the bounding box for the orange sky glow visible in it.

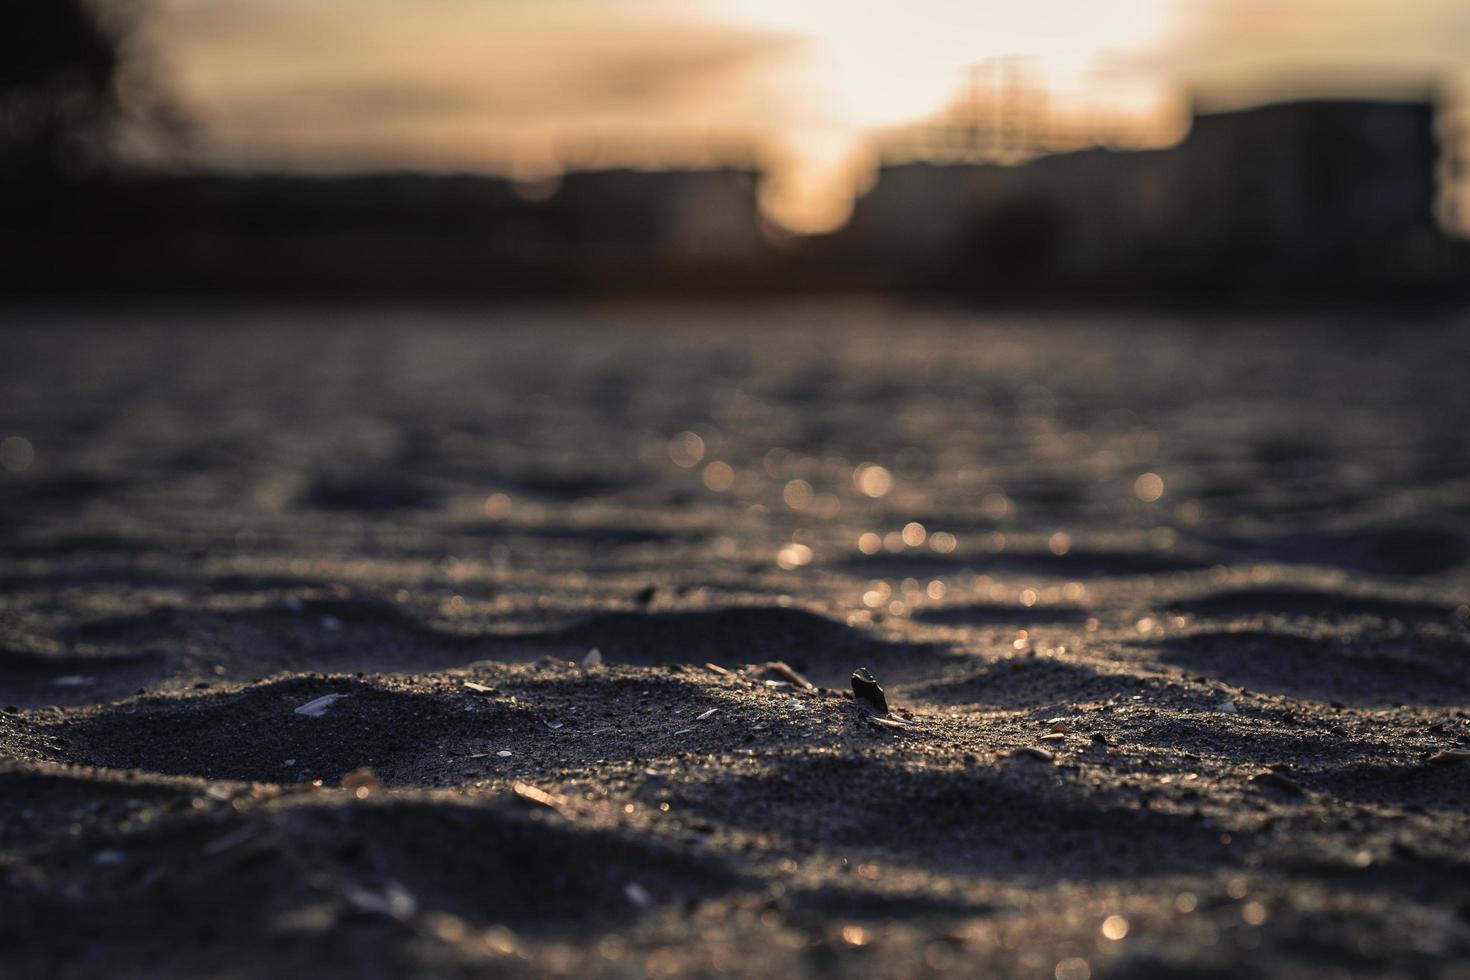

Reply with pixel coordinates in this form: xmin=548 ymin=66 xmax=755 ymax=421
xmin=147 ymin=0 xmax=1469 ymax=232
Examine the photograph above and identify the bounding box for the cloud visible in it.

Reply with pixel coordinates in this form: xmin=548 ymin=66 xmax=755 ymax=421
xmin=1102 ymin=0 xmax=1470 ymax=95
xmin=151 ymin=1 xmax=803 ymax=166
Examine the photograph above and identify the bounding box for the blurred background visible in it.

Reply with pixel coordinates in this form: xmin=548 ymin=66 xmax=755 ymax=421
xmin=1 ymin=0 xmax=1467 ymax=302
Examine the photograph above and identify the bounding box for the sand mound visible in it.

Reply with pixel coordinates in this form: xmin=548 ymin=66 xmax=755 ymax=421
xmin=536 ymin=606 xmax=952 ymax=686
xmin=34 ymin=676 xmax=542 ymax=783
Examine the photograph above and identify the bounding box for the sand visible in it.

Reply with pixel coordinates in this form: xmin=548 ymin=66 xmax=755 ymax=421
xmin=2 ymin=303 xmax=1469 ymax=978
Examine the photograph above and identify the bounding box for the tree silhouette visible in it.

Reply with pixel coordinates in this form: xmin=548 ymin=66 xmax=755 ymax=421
xmin=1 ymin=0 xmax=182 ymax=180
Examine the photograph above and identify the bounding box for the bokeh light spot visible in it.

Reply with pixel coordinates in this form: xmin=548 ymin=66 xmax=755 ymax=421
xmin=783 ymin=479 xmax=814 ymax=509
xmin=929 ymin=531 xmax=958 ymax=553
xmin=0 ymin=435 xmax=35 ymax=473
xmin=902 ymin=521 xmax=926 ymax=546
xmin=854 ymin=462 xmax=893 ymax=497
xmin=669 ymin=431 xmax=706 ymax=468
xmin=777 ymin=542 xmax=814 ymax=569
xmin=702 ymin=460 xmax=735 ymax=491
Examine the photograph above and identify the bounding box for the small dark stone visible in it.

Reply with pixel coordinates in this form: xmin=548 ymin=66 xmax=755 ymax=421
xmin=851 ymin=667 xmax=888 ymax=713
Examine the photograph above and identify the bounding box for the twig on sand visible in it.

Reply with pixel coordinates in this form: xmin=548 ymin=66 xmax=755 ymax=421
xmin=767 ymin=661 xmax=814 ymax=690
xmin=512 ymin=781 xmax=566 ymax=812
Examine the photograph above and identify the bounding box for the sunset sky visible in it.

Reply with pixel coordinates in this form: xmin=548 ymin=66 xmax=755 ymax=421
xmin=145 ymin=0 xmax=1469 ymax=230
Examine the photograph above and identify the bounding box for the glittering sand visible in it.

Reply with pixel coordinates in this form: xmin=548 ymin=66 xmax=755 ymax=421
xmin=2 ymin=304 xmax=1469 ymax=978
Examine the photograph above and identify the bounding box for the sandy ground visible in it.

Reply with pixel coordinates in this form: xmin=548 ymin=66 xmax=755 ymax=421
xmin=2 ymin=302 xmax=1469 ymax=978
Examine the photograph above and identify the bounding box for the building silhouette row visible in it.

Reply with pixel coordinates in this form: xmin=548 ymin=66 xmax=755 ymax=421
xmin=2 ymin=96 xmax=1464 ymax=301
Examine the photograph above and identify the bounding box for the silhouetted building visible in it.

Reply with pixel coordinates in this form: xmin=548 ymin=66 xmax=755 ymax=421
xmin=1 ymin=167 xmax=767 ymax=297
xmin=833 ymin=97 xmax=1456 ymax=295
xmin=2 ymin=96 xmax=1464 ymax=301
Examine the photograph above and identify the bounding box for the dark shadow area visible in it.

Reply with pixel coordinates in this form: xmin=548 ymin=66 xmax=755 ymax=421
xmin=300 ymin=472 xmax=441 ymax=512
xmin=1297 ymin=759 xmax=1470 ymax=810
xmin=1090 ymin=958 xmax=1241 ymax=980
xmin=500 ymin=469 xmax=645 ymax=502
xmin=0 ymin=765 xmax=192 ymax=843
xmin=1167 ymin=586 xmax=1462 ymax=623
xmin=34 ymin=676 xmax=543 ymax=783
xmin=1205 ymin=526 xmax=1469 ymax=577
xmin=58 ymin=597 xmax=516 ymax=676
xmin=1266 ymin=828 xmax=1470 ymax=904
xmin=782 ymin=884 xmax=994 ymax=922
xmin=0 ymin=531 xmax=166 ymax=560
xmin=66 ymin=606 xmax=182 ymax=645
xmin=455 ymin=521 xmax=695 ymax=549
xmin=838 ymin=546 xmax=1214 ymax=581
xmin=0 ymin=565 xmax=293 ymax=595
xmin=1107 ymin=711 xmax=1385 ymax=769
xmin=910 ymin=656 xmax=1151 ymax=709
xmin=680 ymin=754 xmax=1242 ymax=878
xmin=0 ymin=470 xmax=126 ymax=510
xmin=0 ymin=794 xmax=738 ymax=976
xmin=526 ymin=606 xmax=955 ymax=686
xmin=303 ymin=798 xmax=739 ymax=930
xmin=912 ymin=603 xmax=1091 ymax=627
xmin=0 ymin=643 xmax=166 ymax=708
xmin=1146 ymin=630 xmax=1470 ymax=706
